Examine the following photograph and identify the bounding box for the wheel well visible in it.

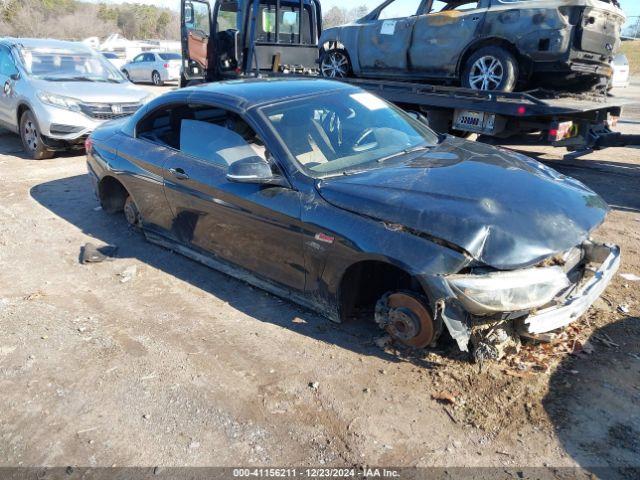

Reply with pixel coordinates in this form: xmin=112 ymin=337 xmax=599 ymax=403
xmin=98 ymin=176 xmax=129 ymax=214
xmin=338 ymin=260 xmax=422 ymax=321
xmin=321 ymin=41 xmax=347 ymax=54
xmin=17 ymin=104 xmax=30 ymax=126
xmin=458 ymin=38 xmax=526 ymax=77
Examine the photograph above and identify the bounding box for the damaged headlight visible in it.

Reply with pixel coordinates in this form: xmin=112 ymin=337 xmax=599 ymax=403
xmin=447 ymin=266 xmax=571 ymax=315
xmin=37 ymin=92 xmax=82 ymax=112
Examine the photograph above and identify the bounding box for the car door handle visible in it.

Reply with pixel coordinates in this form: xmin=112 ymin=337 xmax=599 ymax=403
xmin=169 ymin=168 xmax=190 ymax=180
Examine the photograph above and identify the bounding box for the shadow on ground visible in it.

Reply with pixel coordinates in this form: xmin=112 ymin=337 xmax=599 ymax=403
xmin=544 ymin=317 xmax=640 ymax=480
xmin=30 ymin=174 xmax=457 ymax=369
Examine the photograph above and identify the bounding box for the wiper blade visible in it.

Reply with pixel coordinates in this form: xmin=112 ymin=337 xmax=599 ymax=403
xmin=377 ymin=145 xmax=431 ymax=164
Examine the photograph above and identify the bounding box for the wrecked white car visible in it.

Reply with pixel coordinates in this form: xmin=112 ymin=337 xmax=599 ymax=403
xmin=319 ymin=0 xmax=626 ymax=92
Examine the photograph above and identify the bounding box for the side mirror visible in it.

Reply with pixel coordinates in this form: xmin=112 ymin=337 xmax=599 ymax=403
xmin=184 ymin=2 xmax=194 ymax=25
xmin=10 ymin=72 xmax=20 ymax=81
xmin=226 ymin=156 xmax=288 ymax=187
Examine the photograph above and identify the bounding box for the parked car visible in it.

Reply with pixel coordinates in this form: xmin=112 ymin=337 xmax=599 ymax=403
xmin=611 ymin=53 xmax=630 ymax=88
xmin=101 ymin=51 xmax=126 ymax=71
xmin=86 ymin=78 xmax=620 ymax=358
xmin=0 ymin=38 xmax=152 ymax=159
xmin=319 ymin=0 xmax=626 ymax=92
xmin=121 ymin=51 xmax=182 ymax=86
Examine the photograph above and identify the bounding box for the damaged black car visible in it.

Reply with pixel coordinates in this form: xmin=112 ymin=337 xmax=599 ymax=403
xmin=319 ymin=0 xmax=626 ymax=92
xmin=86 ymin=78 xmax=620 ymax=358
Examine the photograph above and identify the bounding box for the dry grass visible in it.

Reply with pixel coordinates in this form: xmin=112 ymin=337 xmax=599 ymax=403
xmin=620 ymin=41 xmax=640 ymax=76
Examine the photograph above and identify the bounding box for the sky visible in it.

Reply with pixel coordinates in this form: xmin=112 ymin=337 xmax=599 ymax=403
xmin=93 ymin=0 xmax=640 ymax=18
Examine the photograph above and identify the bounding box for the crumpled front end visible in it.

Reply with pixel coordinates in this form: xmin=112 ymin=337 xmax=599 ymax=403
xmin=420 ymin=240 xmax=620 ymax=355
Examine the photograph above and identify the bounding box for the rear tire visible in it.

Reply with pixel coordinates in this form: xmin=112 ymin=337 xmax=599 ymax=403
xmin=152 ymin=70 xmax=164 ymax=86
xmin=320 ymin=49 xmax=352 ymax=78
xmin=462 ymin=46 xmax=518 ymax=92
xmin=19 ymin=110 xmax=54 ymax=160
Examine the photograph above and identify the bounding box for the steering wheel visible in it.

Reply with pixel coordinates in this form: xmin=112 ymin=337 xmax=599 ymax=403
xmin=353 ymin=128 xmax=377 ymax=152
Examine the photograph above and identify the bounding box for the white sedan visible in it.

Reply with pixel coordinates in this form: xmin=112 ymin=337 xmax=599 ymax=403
xmin=121 ymin=51 xmax=182 ymax=86
xmin=611 ymin=53 xmax=630 ymax=89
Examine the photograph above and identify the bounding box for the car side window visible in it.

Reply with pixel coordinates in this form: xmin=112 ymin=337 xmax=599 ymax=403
xmin=179 ymin=108 xmax=266 ymax=167
xmin=132 ymin=54 xmax=144 ymax=63
xmin=378 ymin=0 xmax=423 ymax=20
xmin=143 ymin=53 xmax=154 ymax=62
xmin=430 ymin=1 xmax=480 ymax=13
xmin=0 ymin=47 xmax=17 ymax=77
xmin=136 ymin=103 xmax=266 ymax=167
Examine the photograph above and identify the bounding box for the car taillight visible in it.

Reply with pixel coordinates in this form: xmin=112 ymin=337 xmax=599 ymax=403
xmin=85 ymin=137 xmax=93 ymax=153
xmin=163 ymin=63 xmax=169 ymax=68
xmin=548 ymin=121 xmax=575 ymax=142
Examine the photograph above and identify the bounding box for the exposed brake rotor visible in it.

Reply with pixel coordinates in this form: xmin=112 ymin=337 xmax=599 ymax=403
xmin=375 ymin=292 xmax=435 ymax=348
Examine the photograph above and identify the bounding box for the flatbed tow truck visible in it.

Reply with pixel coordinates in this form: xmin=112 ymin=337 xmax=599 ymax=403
xmin=181 ymin=0 xmax=639 ymax=158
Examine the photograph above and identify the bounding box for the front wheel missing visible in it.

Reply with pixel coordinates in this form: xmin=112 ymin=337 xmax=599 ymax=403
xmin=375 ymin=291 xmax=436 ymax=349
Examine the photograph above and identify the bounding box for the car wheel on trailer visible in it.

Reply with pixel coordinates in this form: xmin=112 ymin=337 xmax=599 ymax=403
xmin=462 ymin=46 xmax=518 ymax=92
xmin=19 ymin=110 xmax=54 ymax=160
xmin=152 ymin=70 xmax=164 ymax=86
xmin=375 ymin=291 xmax=436 ymax=348
xmin=320 ymin=49 xmax=352 ymax=78
xmin=123 ymin=196 xmax=141 ymax=228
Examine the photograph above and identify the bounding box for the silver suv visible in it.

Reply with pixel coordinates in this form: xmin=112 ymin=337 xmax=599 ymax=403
xmin=0 ymin=38 xmax=153 ymax=159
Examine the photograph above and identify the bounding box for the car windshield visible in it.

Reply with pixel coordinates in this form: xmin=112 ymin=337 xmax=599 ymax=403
xmin=159 ymin=53 xmax=181 ymax=61
xmin=262 ymin=90 xmax=440 ymax=177
xmin=18 ymin=47 xmax=126 ymax=83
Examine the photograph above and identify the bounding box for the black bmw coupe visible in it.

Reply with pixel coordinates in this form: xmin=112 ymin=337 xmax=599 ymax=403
xmin=86 ymin=78 xmax=619 ymax=357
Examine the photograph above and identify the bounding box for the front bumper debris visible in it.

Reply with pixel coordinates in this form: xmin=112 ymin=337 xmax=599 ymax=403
xmin=519 ymin=243 xmax=620 ymax=335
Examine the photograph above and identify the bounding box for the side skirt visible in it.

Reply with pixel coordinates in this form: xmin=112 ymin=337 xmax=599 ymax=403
xmin=144 ymin=230 xmax=340 ymax=323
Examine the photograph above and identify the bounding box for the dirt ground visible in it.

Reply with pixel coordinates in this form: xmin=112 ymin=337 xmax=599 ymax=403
xmin=0 ymin=82 xmax=639 ymax=476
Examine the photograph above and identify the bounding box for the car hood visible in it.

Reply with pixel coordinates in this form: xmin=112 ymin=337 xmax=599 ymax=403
xmin=30 ymin=78 xmax=149 ymax=103
xmin=316 ymin=137 xmax=609 ymax=270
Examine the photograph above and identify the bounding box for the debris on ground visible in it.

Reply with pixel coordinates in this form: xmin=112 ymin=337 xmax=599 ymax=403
xmin=309 ymin=382 xmax=319 ymax=390
xmin=80 ymin=243 xmax=118 ymax=264
xmin=374 ymin=335 xmax=392 ymax=349
xmin=619 ymin=273 xmax=640 ymax=282
xmin=618 ymin=304 xmax=630 ymax=315
xmin=471 ymin=322 xmax=521 ymax=365
xmin=431 ymin=391 xmax=458 ymax=405
xmin=118 ymin=265 xmax=138 ymax=284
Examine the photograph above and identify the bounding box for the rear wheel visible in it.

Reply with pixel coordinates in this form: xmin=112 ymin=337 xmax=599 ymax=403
xmin=152 ymin=70 xmax=164 ymax=86
xmin=123 ymin=196 xmax=141 ymax=228
xmin=462 ymin=46 xmax=518 ymax=92
xmin=19 ymin=110 xmax=54 ymax=160
xmin=320 ymin=49 xmax=352 ymax=78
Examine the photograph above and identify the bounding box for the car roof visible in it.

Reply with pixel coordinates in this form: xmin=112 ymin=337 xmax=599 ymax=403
xmin=0 ymin=37 xmax=93 ymax=53
xmin=184 ymin=78 xmax=358 ymax=109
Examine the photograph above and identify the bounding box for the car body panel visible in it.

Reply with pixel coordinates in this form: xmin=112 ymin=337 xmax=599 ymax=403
xmin=87 ymin=78 xmax=616 ymax=350
xmin=316 ymin=136 xmax=608 ymax=270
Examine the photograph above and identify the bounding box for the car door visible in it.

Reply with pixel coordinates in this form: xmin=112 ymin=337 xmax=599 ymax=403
xmin=409 ymin=0 xmax=488 ymax=77
xmin=139 ymin=53 xmax=155 ymax=82
xmin=162 ymin=104 xmax=306 ymax=291
xmin=181 ymin=0 xmax=212 ymax=82
xmin=128 ymin=54 xmax=145 ymax=81
xmin=357 ymin=0 xmax=427 ymax=74
xmin=0 ymin=45 xmax=20 ymax=128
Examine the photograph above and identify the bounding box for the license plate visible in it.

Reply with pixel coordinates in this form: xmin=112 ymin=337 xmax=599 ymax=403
xmin=453 ymin=110 xmax=497 ymax=134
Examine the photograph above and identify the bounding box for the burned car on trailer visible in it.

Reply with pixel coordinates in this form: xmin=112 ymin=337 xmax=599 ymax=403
xmin=319 ymin=0 xmax=626 ymax=92
xmin=86 ymin=79 xmax=620 ymax=360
